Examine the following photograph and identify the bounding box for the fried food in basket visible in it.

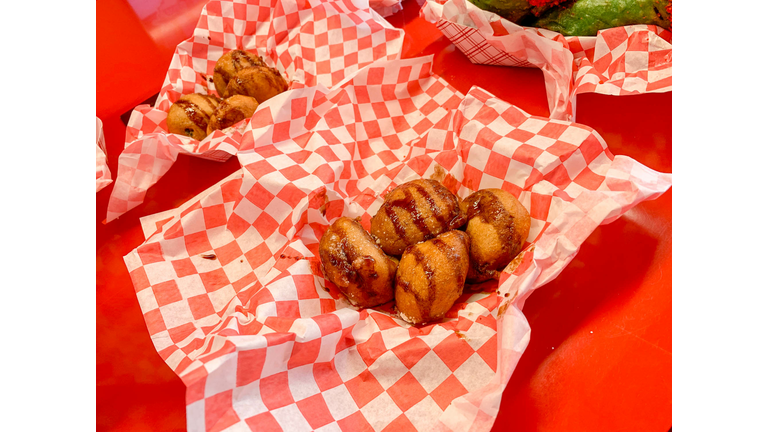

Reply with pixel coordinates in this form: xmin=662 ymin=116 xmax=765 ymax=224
xmin=319 ymin=179 xmax=533 ymax=323
xmin=370 ymin=179 xmax=467 ymax=256
xmin=467 ymin=0 xmax=567 ymax=23
xmin=213 ymin=49 xmax=267 ymax=98
xmin=460 ymin=189 xmax=531 ymax=283
xmin=319 ymin=217 xmax=399 ymax=308
xmin=533 ymin=0 xmax=671 ymax=36
xmin=395 ymin=230 xmax=471 ymax=324
xmin=206 ymin=95 xmax=260 ymax=135
xmin=467 ymin=0 xmax=533 ymax=23
xmin=225 ymin=66 xmax=289 ymax=102
xmin=166 ymin=94 xmax=220 ymax=140
xmin=467 ymin=0 xmax=671 ymax=36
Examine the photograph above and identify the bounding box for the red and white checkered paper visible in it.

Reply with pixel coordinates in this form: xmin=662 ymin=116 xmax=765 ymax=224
xmin=96 ymin=117 xmax=112 ymax=193
xmin=124 ymin=55 xmax=671 ymax=432
xmin=105 ymin=0 xmax=404 ymax=223
xmin=421 ymin=0 xmax=672 ymax=121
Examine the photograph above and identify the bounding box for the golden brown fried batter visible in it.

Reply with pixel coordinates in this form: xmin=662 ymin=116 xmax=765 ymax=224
xmin=213 ymin=49 xmax=266 ymax=98
xmin=225 ymin=66 xmax=288 ymax=102
xmin=319 ymin=217 xmax=399 ymax=308
xmin=206 ymin=95 xmax=259 ymax=135
xmin=370 ymin=179 xmax=467 ymax=256
xmin=395 ymin=230 xmax=470 ymax=324
xmin=166 ymin=93 xmax=220 ymax=140
xmin=460 ymin=189 xmax=531 ymax=283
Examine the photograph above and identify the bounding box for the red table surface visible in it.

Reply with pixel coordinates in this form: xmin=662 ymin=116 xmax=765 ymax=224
xmin=96 ymin=0 xmax=671 ymax=430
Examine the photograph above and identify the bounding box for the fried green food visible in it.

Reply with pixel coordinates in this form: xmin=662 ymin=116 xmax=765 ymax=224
xmin=533 ymin=0 xmax=671 ymax=36
xmin=466 ymin=0 xmax=534 ymax=23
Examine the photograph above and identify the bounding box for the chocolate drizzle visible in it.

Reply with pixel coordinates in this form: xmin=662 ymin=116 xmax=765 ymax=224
xmin=219 ymin=109 xmax=246 ymax=130
xmin=397 ymin=245 xmax=435 ymax=322
xmin=466 ymin=190 xmax=518 ymax=251
xmin=323 ymin=221 xmax=382 ymax=301
xmin=213 ymin=100 xmax=247 ymax=130
xmin=338 ymin=236 xmax=362 ymax=286
xmin=226 ymin=66 xmax=287 ymax=102
xmin=214 ymin=50 xmax=264 ymax=87
xmin=232 ymin=50 xmax=261 ymax=72
xmin=432 ymin=236 xmax=467 ymax=291
xmin=465 ymin=190 xmax=521 ymax=276
xmin=380 ymin=180 xmax=464 ymax=251
xmin=428 ymin=180 xmax=467 ymax=230
xmin=201 ymin=95 xmax=219 ymax=111
xmin=389 ymin=189 xmax=432 ymax=238
xmin=413 ymin=183 xmax=444 ymax=227
xmin=174 ymin=100 xmax=209 ymax=131
xmin=397 ymin=232 xmax=469 ymax=323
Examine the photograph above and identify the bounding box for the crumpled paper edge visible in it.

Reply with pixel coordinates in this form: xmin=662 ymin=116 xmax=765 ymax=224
xmin=420 ymin=0 xmax=671 ymax=121
xmin=96 ymin=117 xmax=113 ymax=193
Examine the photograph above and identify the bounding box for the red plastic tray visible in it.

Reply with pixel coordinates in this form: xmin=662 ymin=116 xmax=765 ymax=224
xmin=96 ymin=0 xmax=671 ymax=430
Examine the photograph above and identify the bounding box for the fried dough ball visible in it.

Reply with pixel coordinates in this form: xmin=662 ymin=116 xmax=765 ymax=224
xmin=225 ymin=66 xmax=288 ymax=102
xmin=166 ymin=94 xmax=220 ymax=140
xmin=213 ymin=49 xmax=266 ymax=98
xmin=206 ymin=95 xmax=259 ymax=135
xmin=319 ymin=217 xmax=399 ymax=308
xmin=370 ymin=179 xmax=467 ymax=256
xmin=395 ymin=230 xmax=471 ymax=324
xmin=460 ymin=189 xmax=531 ymax=283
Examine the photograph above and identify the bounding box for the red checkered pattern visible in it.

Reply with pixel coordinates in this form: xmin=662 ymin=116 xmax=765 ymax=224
xmin=124 ymin=56 xmax=671 ymax=432
xmin=96 ymin=117 xmax=112 ymax=193
xmin=569 ymin=25 xmax=672 ymax=96
xmin=105 ymin=0 xmax=404 ymax=223
xmin=421 ymin=0 xmax=672 ymax=121
xmin=435 ymin=21 xmax=536 ymax=68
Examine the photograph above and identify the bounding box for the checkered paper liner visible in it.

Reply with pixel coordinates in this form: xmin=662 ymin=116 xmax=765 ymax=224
xmin=105 ymin=0 xmax=405 ymax=223
xmin=421 ymin=0 xmax=672 ymax=121
xmin=124 ymin=55 xmax=671 ymax=432
xmin=96 ymin=117 xmax=112 ymax=193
